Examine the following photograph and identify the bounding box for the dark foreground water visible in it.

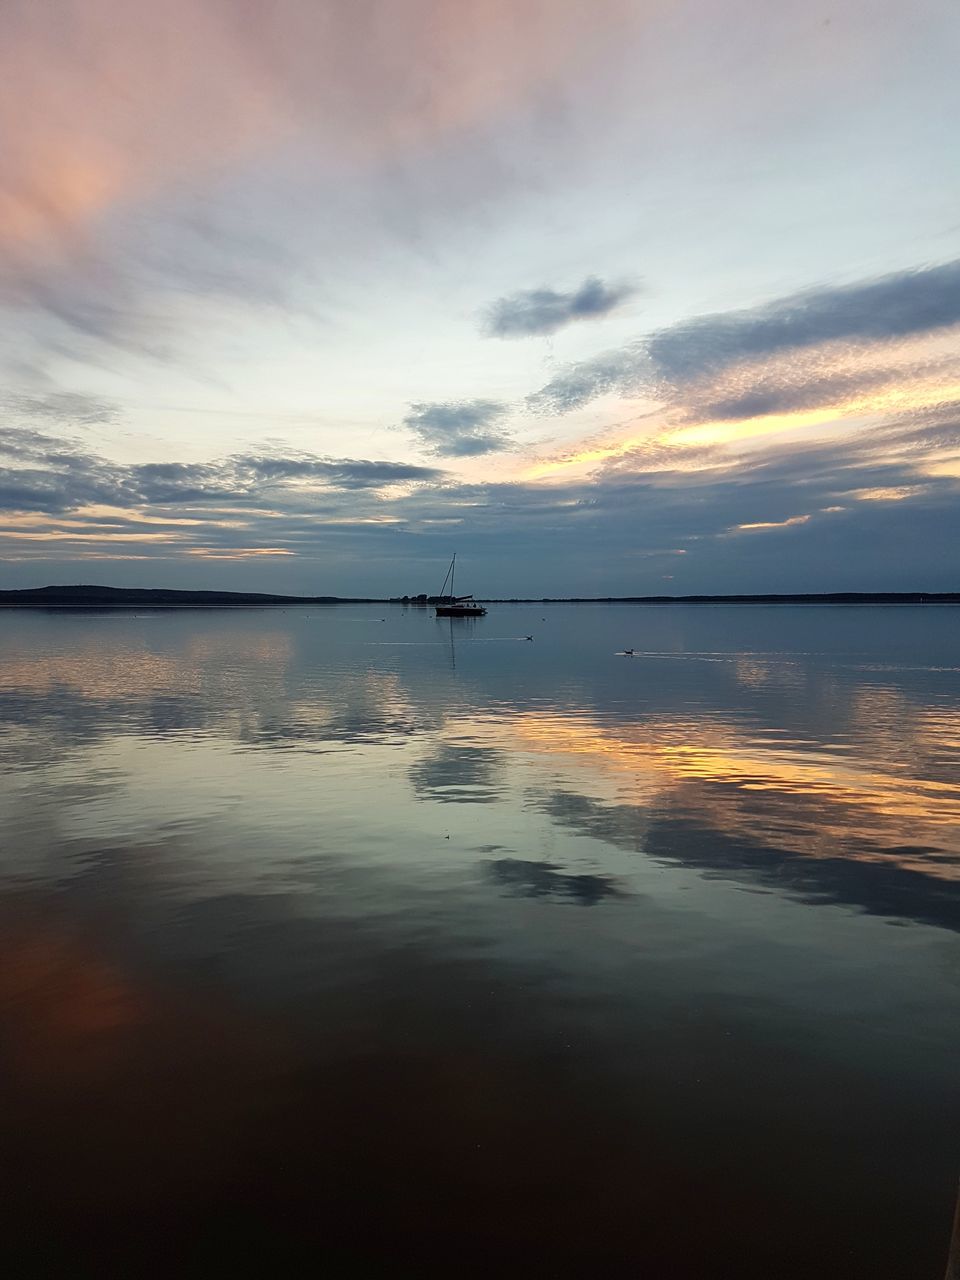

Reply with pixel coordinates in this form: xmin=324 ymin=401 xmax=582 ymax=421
xmin=0 ymin=603 xmax=957 ymax=1277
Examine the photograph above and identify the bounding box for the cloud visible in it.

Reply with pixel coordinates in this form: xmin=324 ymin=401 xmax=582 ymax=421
xmin=0 ymin=0 xmax=637 ymax=367
xmin=646 ymin=259 xmax=960 ymax=383
xmin=230 ymin=455 xmax=443 ymax=489
xmin=389 ymin=411 xmax=960 ymax=589
xmin=529 ymin=259 xmax=960 ymax=417
xmin=682 ymin=365 xmax=901 ymax=423
xmin=527 ymin=345 xmax=648 ymax=413
xmin=484 ymin=277 xmax=637 ymax=338
xmin=672 ymin=340 xmax=960 ymax=427
xmin=0 ymin=426 xmax=67 ymax=461
xmin=0 ymin=430 xmax=444 ymax=523
xmin=403 ymin=400 xmax=512 ymax=456
xmin=2 ymin=392 xmax=119 ymax=426
xmin=1 ymin=395 xmax=959 ymax=594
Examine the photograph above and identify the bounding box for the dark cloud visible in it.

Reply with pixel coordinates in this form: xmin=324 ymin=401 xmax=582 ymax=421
xmin=0 ymin=425 xmax=144 ymax=510
xmin=403 ymin=400 xmax=512 ymax=457
xmin=0 ymin=426 xmax=67 ymax=461
xmin=379 ymin=416 xmax=960 ymax=592
xmin=1 ymin=398 xmax=959 ymax=594
xmin=527 ymin=345 xmax=648 ymax=413
xmin=648 ymin=259 xmax=960 ymax=383
xmin=484 ymin=277 xmax=636 ymax=339
xmin=0 ymin=432 xmax=443 ymax=525
xmin=2 ymin=392 xmax=120 ymax=427
xmin=529 ymin=259 xmax=960 ymax=416
xmin=232 ymin=455 xmax=442 ymax=488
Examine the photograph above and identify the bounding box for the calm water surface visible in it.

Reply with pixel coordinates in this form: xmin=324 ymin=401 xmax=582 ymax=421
xmin=0 ymin=604 xmax=957 ymax=1276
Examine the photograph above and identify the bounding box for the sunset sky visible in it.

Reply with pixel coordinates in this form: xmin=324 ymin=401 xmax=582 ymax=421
xmin=2 ymin=0 xmax=959 ymax=596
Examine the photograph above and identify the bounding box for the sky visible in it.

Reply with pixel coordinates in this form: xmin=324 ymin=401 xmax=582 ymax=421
xmin=1 ymin=0 xmax=959 ymax=597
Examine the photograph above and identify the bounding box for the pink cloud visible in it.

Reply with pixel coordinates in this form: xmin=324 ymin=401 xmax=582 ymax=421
xmin=0 ymin=0 xmax=638 ymax=271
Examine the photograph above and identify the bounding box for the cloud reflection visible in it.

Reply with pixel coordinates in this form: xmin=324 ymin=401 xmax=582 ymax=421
xmin=409 ymin=743 xmax=506 ymax=804
xmin=0 ymin=611 xmax=956 ymax=933
xmin=486 ymin=857 xmax=625 ymax=905
xmin=501 ymin=710 xmax=960 ymax=885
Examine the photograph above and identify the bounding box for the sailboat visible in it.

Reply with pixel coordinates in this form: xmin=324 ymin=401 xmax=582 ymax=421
xmin=435 ymin=554 xmax=487 ymax=617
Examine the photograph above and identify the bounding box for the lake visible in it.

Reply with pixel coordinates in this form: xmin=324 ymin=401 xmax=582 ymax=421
xmin=0 ymin=603 xmax=957 ymax=1277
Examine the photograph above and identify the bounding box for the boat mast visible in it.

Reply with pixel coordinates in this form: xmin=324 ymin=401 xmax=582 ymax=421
xmin=451 ymin=553 xmax=455 ymax=602
xmin=438 ymin=554 xmax=456 ymax=601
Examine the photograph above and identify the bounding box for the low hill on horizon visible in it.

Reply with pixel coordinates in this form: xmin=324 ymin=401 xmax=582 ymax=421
xmin=0 ymin=584 xmax=382 ymax=607
xmin=1 ymin=584 xmax=958 ymax=608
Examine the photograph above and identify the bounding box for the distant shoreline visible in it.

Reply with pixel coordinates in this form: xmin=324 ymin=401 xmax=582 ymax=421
xmin=1 ymin=586 xmax=958 ymax=609
xmin=482 ymin=593 xmax=960 ymax=605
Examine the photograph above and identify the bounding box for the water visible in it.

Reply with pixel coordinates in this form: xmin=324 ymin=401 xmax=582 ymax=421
xmin=0 ymin=603 xmax=957 ymax=1277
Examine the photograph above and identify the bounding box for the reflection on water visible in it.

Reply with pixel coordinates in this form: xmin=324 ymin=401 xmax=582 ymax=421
xmin=0 ymin=605 xmax=958 ymax=1277
xmin=410 ymin=743 xmax=507 ymax=804
xmin=485 ymin=856 xmax=625 ymax=904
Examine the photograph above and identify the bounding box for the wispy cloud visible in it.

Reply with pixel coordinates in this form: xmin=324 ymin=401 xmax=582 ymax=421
xmin=403 ymin=400 xmax=512 ymax=457
xmin=0 ymin=429 xmax=443 ymax=519
xmin=230 ymin=455 xmax=443 ymax=490
xmin=484 ymin=277 xmax=637 ymax=338
xmin=0 ymin=0 xmax=635 ymax=366
xmin=528 ymin=260 xmax=960 ymax=419
xmin=527 ymin=345 xmax=648 ymax=413
xmin=647 ymin=260 xmax=960 ymax=383
xmin=2 ymin=392 xmax=119 ymax=426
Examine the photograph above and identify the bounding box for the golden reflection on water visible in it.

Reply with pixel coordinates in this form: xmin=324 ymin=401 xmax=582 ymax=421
xmin=0 ymin=612 xmax=958 ymax=1275
xmin=0 ymin=627 xmax=295 ymax=701
xmin=733 ymin=656 xmax=805 ymax=689
xmin=2 ymin=617 xmax=958 ymax=891
xmin=462 ymin=709 xmax=960 ymax=880
xmin=0 ymin=648 xmax=203 ymax=699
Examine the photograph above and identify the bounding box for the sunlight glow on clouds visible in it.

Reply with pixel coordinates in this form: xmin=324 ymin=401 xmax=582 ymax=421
xmin=735 ymin=515 xmax=811 ymax=533
xmin=0 ymin=0 xmax=958 ymax=593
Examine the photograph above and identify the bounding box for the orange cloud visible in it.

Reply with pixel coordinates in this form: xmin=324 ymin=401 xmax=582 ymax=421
xmin=735 ymin=515 xmax=810 ymax=531
xmin=525 ymin=377 xmax=960 ymax=482
xmin=185 ymin=547 xmax=294 ymax=558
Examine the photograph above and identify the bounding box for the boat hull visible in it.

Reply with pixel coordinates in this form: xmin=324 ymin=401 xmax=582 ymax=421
xmin=436 ymin=605 xmax=486 ymax=617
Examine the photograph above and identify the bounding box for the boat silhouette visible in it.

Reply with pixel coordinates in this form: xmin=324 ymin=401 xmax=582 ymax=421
xmin=435 ymin=554 xmax=486 ymax=617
